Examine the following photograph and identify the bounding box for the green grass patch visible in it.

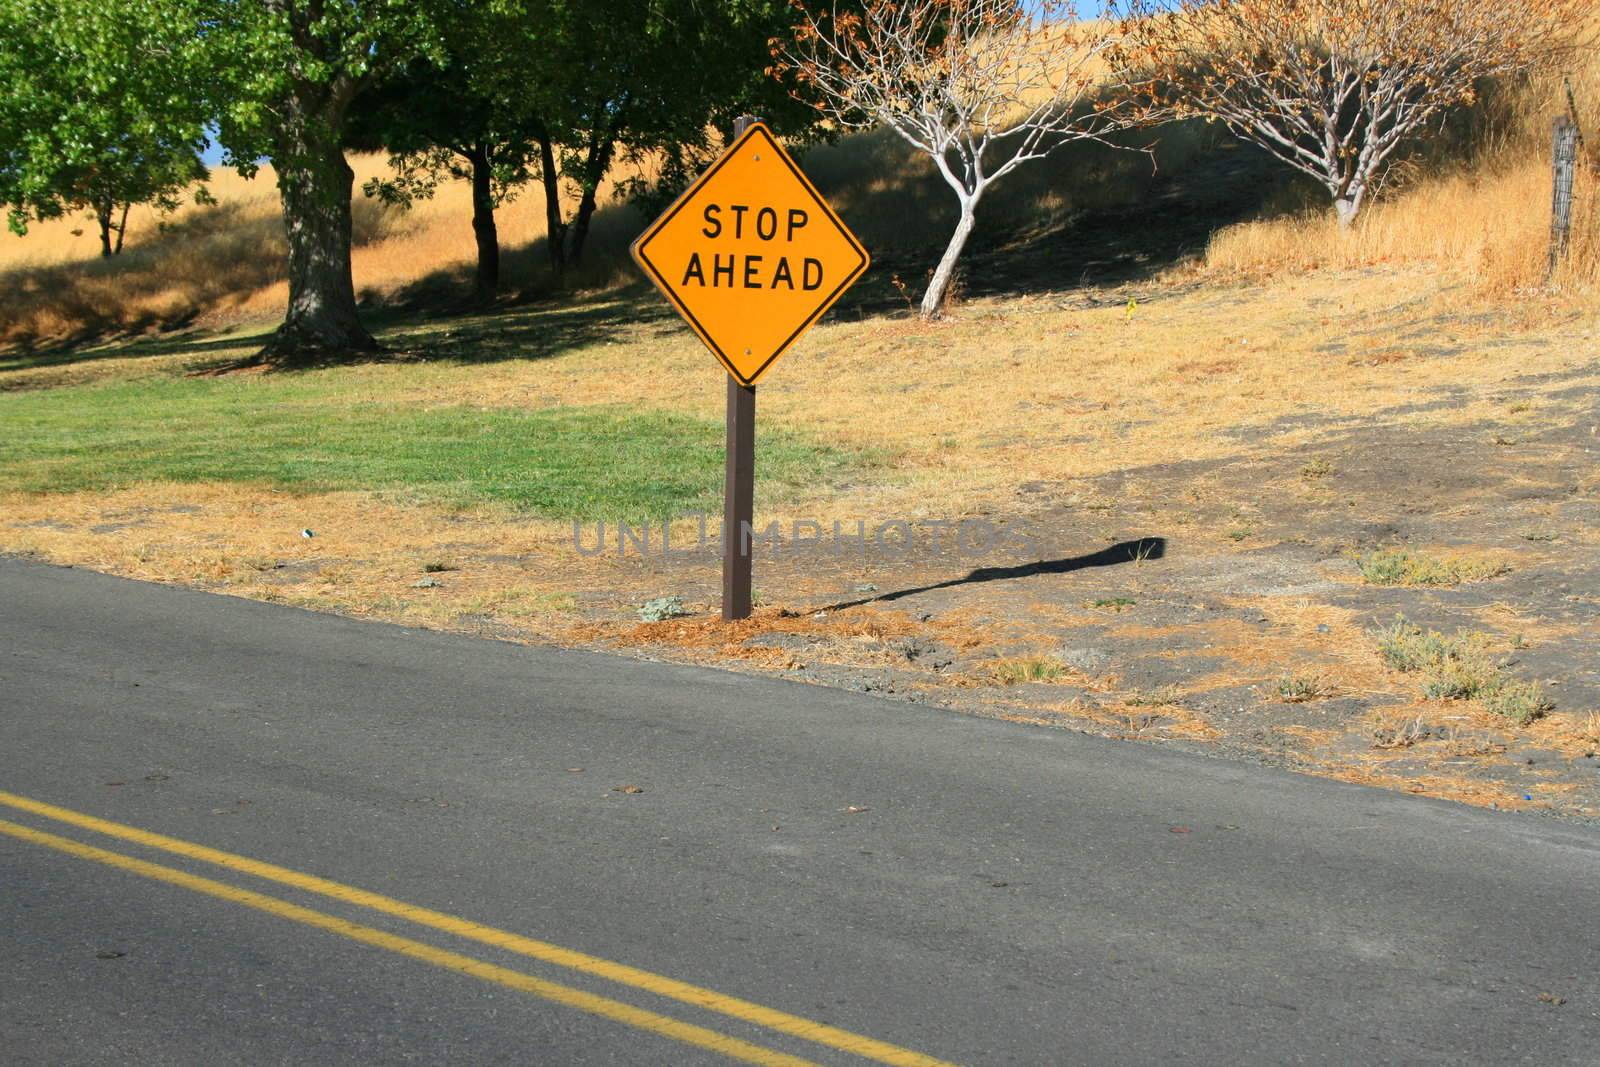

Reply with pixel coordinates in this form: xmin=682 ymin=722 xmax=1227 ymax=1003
xmin=1356 ymin=548 xmax=1510 ymax=587
xmin=0 ymin=375 xmax=874 ymax=521
xmin=1373 ymin=616 xmax=1551 ymax=724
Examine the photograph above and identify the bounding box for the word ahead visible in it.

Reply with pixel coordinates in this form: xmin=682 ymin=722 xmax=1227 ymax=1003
xmin=632 ymin=122 xmax=868 ymax=386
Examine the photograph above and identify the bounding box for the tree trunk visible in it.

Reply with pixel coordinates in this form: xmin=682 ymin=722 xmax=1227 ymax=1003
xmin=113 ymin=202 xmax=129 ymax=255
xmin=466 ymin=143 xmax=500 ymax=301
xmin=1333 ymin=184 xmax=1364 ymax=230
xmin=261 ymin=90 xmax=377 ymax=365
xmin=96 ymin=196 xmax=114 ymax=258
xmin=569 ymin=186 xmax=600 ymax=267
xmin=921 ymin=202 xmax=977 ymax=319
xmin=567 ymin=135 xmax=616 ymax=268
xmin=537 ymin=130 xmax=568 ymax=276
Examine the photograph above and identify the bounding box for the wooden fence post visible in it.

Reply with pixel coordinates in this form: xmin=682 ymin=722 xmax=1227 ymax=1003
xmin=1549 ymin=115 xmax=1579 ymax=278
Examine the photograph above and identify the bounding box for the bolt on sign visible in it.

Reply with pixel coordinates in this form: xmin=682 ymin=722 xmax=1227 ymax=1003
xmin=631 ymin=121 xmax=869 ymax=386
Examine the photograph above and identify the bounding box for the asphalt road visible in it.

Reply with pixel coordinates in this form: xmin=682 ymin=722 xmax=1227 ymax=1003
xmin=3 ymin=556 xmax=1598 ymax=1065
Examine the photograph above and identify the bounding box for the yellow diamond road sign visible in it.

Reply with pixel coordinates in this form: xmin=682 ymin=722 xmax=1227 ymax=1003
xmin=631 ymin=122 xmax=869 ymax=386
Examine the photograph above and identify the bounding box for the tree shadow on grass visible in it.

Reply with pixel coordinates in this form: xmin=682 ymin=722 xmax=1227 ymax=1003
xmin=820 ymin=129 xmax=1307 ymax=319
xmin=1 ymin=119 xmax=1303 ymax=379
xmin=822 ymin=536 xmax=1167 ymax=612
xmin=361 ymin=121 xmax=1300 ymax=335
xmin=0 ymin=325 xmax=282 ymax=380
xmin=373 ymin=287 xmax=682 ymax=366
xmin=0 ymin=279 xmax=681 ymax=383
xmin=363 ymin=125 xmax=1299 ymax=367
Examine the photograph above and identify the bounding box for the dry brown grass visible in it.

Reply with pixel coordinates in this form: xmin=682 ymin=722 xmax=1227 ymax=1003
xmin=1323 ymin=763 xmax=1582 ymax=812
xmin=1203 ymin=159 xmax=1600 ymax=294
xmin=1112 ymin=600 xmax=1396 ymax=705
xmin=1069 ymin=695 xmax=1224 ymax=742
xmin=1198 ymin=62 xmax=1600 ymax=294
xmin=0 ymin=483 xmax=603 ymax=626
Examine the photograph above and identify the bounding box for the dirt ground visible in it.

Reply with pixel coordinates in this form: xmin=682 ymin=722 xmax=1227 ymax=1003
xmin=6 ymin=269 xmax=1598 ymax=822
xmin=555 ymin=353 xmax=1600 ymax=822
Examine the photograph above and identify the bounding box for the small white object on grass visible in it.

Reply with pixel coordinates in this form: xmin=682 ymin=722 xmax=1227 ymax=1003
xmin=301 ymin=529 xmax=314 ymax=538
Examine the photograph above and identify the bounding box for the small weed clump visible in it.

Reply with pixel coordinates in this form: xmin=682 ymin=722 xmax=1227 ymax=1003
xmin=1357 ymin=549 xmax=1510 ymax=587
xmin=990 ymin=656 xmax=1067 ymax=685
xmin=638 ymin=595 xmax=687 ymax=623
xmin=1124 ymin=685 xmax=1183 ymax=707
xmin=1419 ymin=656 xmax=1496 ymax=701
xmin=1372 ymin=715 xmax=1430 ymax=749
xmin=1373 ymin=616 xmax=1551 ymax=724
xmin=1300 ymin=458 xmax=1335 ymax=481
xmin=1276 ymin=675 xmax=1329 ymax=703
xmin=1481 ymin=683 xmax=1553 ymax=725
xmin=1086 ymin=597 xmax=1137 ymax=611
xmin=1576 ymin=713 xmax=1600 ymax=747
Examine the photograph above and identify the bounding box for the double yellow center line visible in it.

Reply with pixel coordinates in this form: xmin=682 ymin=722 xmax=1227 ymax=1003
xmin=0 ymin=789 xmax=954 ymax=1067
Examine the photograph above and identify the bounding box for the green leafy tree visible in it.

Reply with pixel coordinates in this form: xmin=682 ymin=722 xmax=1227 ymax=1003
xmin=0 ymin=0 xmax=211 ymax=257
xmin=528 ymin=0 xmax=820 ymax=272
xmin=350 ymin=5 xmax=541 ymax=300
xmin=352 ymin=0 xmax=820 ymax=297
xmin=201 ymin=0 xmax=449 ymax=363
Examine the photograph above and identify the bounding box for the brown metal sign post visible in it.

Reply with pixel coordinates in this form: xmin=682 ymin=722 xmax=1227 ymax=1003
xmin=722 ymin=115 xmax=759 ymax=621
xmin=630 ymin=113 xmax=869 ymax=622
xmin=724 ymin=377 xmax=757 ymax=616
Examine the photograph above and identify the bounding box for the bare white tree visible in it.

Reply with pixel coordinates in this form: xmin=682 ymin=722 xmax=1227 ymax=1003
xmin=1118 ymin=0 xmax=1586 ymax=228
xmin=779 ymin=0 xmax=1154 ymax=318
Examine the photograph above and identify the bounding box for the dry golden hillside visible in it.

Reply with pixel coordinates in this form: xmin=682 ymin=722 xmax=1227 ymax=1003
xmin=0 ymin=154 xmax=650 ymax=347
xmin=0 ymin=50 xmax=1596 ymax=350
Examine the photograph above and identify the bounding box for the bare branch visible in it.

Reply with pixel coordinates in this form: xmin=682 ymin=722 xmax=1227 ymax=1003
xmin=777 ymin=0 xmax=1162 ymax=316
xmin=1115 ymin=0 xmax=1585 ymax=225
